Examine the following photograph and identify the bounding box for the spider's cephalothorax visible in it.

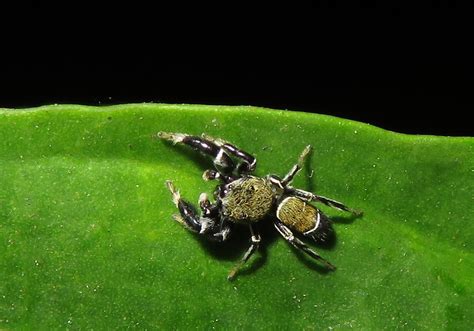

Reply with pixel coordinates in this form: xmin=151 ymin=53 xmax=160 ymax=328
xmin=158 ymin=132 xmax=362 ymax=280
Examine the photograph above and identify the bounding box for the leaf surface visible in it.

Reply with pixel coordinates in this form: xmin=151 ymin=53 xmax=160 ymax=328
xmin=0 ymin=104 xmax=473 ymax=329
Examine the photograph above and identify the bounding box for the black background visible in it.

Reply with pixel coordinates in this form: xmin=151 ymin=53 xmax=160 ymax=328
xmin=1 ymin=3 xmax=472 ymax=137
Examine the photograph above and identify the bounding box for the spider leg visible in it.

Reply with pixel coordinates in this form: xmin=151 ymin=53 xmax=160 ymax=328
xmin=291 ymin=188 xmax=363 ymax=216
xmin=315 ymin=194 xmax=363 ymax=216
xmin=165 ymin=180 xmax=230 ymax=241
xmin=202 ymin=134 xmax=257 ymax=174
xmin=273 ymin=219 xmax=336 ymax=270
xmin=281 ymin=145 xmax=312 ymax=186
xmin=278 ymin=146 xmax=362 ymax=216
xmin=227 ymin=224 xmax=261 ymax=281
xmin=158 ymin=132 xmax=235 ymax=175
xmin=202 ymin=169 xmax=235 ymax=183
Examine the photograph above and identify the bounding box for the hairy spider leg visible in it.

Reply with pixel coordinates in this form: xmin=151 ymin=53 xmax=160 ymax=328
xmin=198 ymin=192 xmax=219 ymax=217
xmin=165 ymin=180 xmax=230 ymax=241
xmin=281 ymin=145 xmax=312 ymax=186
xmin=273 ymin=219 xmax=336 ymax=270
xmin=277 ymin=145 xmax=362 ymax=216
xmin=227 ymin=224 xmax=261 ymax=281
xmin=202 ymin=134 xmax=257 ymax=174
xmin=202 ymin=169 xmax=235 ymax=183
xmin=291 ymin=188 xmax=363 ymax=216
xmin=158 ymin=132 xmax=235 ymax=175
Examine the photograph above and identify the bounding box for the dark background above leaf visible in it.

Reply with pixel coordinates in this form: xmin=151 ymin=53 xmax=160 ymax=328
xmin=1 ymin=2 xmax=472 ymax=136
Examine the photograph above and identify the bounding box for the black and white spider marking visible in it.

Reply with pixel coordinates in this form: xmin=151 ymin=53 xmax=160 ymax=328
xmin=158 ymin=132 xmax=362 ymax=280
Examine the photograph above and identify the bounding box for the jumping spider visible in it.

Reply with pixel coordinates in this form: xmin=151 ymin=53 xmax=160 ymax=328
xmin=158 ymin=132 xmax=362 ymax=280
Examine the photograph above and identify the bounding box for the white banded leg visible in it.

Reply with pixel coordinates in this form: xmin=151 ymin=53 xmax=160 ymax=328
xmin=158 ymin=132 xmax=235 ymax=174
xmin=273 ymin=219 xmax=336 ymax=270
xmin=165 ymin=180 xmax=230 ymax=241
xmin=281 ymin=145 xmax=312 ymax=186
xmin=292 ymin=188 xmax=363 ymax=216
xmin=227 ymin=224 xmax=261 ymax=280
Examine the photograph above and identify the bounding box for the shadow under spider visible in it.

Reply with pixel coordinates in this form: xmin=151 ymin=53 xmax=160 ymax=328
xmin=197 ymin=216 xmax=278 ymax=263
xmin=331 ymin=213 xmax=362 ymax=225
xmin=196 ymin=216 xmax=341 ymax=277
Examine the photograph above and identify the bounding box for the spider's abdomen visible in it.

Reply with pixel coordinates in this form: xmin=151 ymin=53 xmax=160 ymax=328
xmin=276 ymin=197 xmax=319 ymax=233
xmin=221 ymin=177 xmax=274 ymax=224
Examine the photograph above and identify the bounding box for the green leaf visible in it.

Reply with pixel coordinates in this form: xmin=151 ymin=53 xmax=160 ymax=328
xmin=1 ymin=104 xmax=473 ymax=329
